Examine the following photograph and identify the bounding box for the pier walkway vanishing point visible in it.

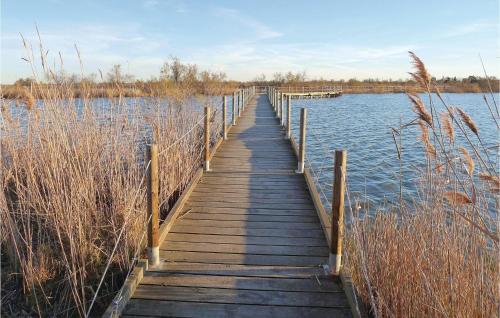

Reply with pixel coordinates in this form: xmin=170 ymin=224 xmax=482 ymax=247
xmin=104 ymin=88 xmax=360 ymax=318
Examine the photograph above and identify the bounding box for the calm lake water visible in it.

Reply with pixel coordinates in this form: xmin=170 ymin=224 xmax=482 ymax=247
xmin=3 ymin=93 xmax=497 ymax=212
xmin=288 ymin=93 xmax=498 ymax=210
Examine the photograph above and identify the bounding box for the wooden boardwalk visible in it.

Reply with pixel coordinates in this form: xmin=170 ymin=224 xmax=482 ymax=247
xmin=120 ymin=94 xmax=353 ymax=317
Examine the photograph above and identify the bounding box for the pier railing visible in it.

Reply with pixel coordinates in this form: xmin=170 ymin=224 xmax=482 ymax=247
xmin=266 ymin=86 xmax=347 ymax=275
xmin=278 ymin=85 xmax=343 ymax=94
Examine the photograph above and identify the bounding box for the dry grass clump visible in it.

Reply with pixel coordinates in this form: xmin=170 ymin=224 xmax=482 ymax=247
xmin=1 ymin=85 xmax=36 ymax=108
xmin=345 ymin=53 xmax=499 ymax=317
xmin=1 ymin=38 xmax=223 ymax=316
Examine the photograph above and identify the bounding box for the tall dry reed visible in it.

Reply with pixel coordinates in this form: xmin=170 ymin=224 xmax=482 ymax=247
xmin=344 ymin=53 xmax=499 ymax=317
xmin=1 ymin=36 xmax=223 ymax=316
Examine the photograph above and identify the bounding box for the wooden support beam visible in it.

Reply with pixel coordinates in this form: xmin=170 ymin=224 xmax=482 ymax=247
xmin=232 ymin=92 xmax=236 ymax=125
xmin=280 ymin=93 xmax=285 ymax=126
xmin=204 ymin=106 xmax=211 ymax=171
xmin=147 ymin=144 xmax=159 ymax=267
xmin=296 ymin=108 xmax=307 ymax=173
xmin=222 ymin=96 xmax=227 ymax=140
xmin=287 ymin=95 xmax=291 ymax=139
xmin=330 ymin=150 xmax=347 ymax=275
xmin=238 ymin=91 xmax=241 ymax=117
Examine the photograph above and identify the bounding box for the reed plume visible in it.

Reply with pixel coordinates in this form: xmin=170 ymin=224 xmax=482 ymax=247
xmin=443 ymin=191 xmax=472 ymax=205
xmin=21 ymin=87 xmax=36 ymax=109
xmin=478 ymin=173 xmax=500 ymax=192
xmin=1 ymin=36 xmax=227 ymax=316
xmin=440 ymin=112 xmax=454 ymax=144
xmin=456 ymin=107 xmax=479 ymax=136
xmin=408 ymin=93 xmax=432 ymax=126
xmin=408 ymin=51 xmax=432 ymax=89
xmin=417 ymin=120 xmax=436 ymax=158
xmin=458 ymin=147 xmax=474 ymax=176
xmin=346 ymin=52 xmax=498 ymax=318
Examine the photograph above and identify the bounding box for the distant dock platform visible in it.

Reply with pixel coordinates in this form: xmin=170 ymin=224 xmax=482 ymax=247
xmin=275 ymin=86 xmax=342 ymax=99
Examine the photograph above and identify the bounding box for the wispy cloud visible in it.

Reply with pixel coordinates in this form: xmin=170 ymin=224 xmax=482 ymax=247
xmin=214 ymin=8 xmax=283 ymax=40
xmin=185 ymin=41 xmax=416 ymax=80
xmin=142 ymin=0 xmax=188 ymax=13
xmin=444 ymin=22 xmax=496 ymax=37
xmin=142 ymin=0 xmax=159 ymax=9
xmin=1 ymin=23 xmax=169 ymax=82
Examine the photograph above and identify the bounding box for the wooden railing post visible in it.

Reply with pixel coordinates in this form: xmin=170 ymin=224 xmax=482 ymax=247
xmin=276 ymin=91 xmax=280 ymax=118
xmin=280 ymin=92 xmax=285 ymax=126
xmin=232 ymin=92 xmax=236 ymax=125
xmin=204 ymin=106 xmax=211 ymax=171
xmin=271 ymin=88 xmax=273 ymax=108
xmin=296 ymin=108 xmax=307 ymax=173
xmin=277 ymin=91 xmax=281 ymax=119
xmin=273 ymin=88 xmax=276 ymax=111
xmin=238 ymin=91 xmax=241 ymax=117
xmin=330 ymin=150 xmax=347 ymax=275
xmin=242 ymin=89 xmax=245 ymax=111
xmin=147 ymin=144 xmax=159 ymax=267
xmin=222 ymin=95 xmax=227 ymax=140
xmin=286 ymin=95 xmax=291 ymax=139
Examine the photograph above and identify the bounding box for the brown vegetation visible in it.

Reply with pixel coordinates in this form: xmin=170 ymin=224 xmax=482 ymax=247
xmin=1 ymin=41 xmax=225 ymax=317
xmin=344 ymin=53 xmax=499 ymax=317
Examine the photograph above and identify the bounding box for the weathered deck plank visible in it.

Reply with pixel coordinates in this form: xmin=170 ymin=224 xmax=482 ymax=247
xmin=121 ymin=93 xmax=352 ymax=317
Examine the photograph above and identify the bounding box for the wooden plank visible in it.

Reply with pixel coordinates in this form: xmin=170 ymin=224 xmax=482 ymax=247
xmin=170 ymin=225 xmax=325 ymax=238
xmin=157 ymin=168 xmax=203 ymax=245
xmin=151 ymin=262 xmax=327 ymax=278
xmin=165 ymin=233 xmax=327 ymax=247
xmin=290 ymin=137 xmax=332 ymax=245
xmin=160 ymin=250 xmax=327 ymax=266
xmin=174 ymin=219 xmax=320 ymax=230
xmin=131 ymin=285 xmax=349 ymax=307
xmin=140 ymin=273 xmax=342 ymax=292
xmin=183 ymin=201 xmax=314 ymax=210
xmin=202 ymin=173 xmax=304 ymax=179
xmin=206 ymin=165 xmax=296 ymax=171
xmin=206 ymin=168 xmax=296 ymax=173
xmin=194 ymin=184 xmax=307 ymax=191
xmin=179 ymin=212 xmax=318 ymax=223
xmin=161 ymin=241 xmax=328 ymax=256
xmin=199 ymin=177 xmax=305 ymax=184
xmin=187 ymin=196 xmax=312 ymax=205
xmin=211 ymin=159 xmax=297 ymax=166
xmin=102 ymin=259 xmax=148 ymax=317
xmin=123 ymin=299 xmax=352 ymax=318
xmin=191 ymin=189 xmax=310 ymax=198
xmin=180 ymin=206 xmax=317 ymax=216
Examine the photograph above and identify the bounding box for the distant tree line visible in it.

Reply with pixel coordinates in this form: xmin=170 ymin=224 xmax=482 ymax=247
xmin=7 ymin=61 xmax=499 ymax=95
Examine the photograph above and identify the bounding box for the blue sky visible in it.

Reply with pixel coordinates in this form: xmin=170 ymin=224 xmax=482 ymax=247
xmin=1 ymin=0 xmax=498 ymax=83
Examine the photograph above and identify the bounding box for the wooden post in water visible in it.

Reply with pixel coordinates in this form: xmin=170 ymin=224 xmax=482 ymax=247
xmin=222 ymin=96 xmax=227 ymax=140
xmin=330 ymin=150 xmax=347 ymax=275
xmin=204 ymin=106 xmax=211 ymax=171
xmin=296 ymin=108 xmax=307 ymax=173
xmin=286 ymin=95 xmax=291 ymax=139
xmin=232 ymin=92 xmax=236 ymax=125
xmin=147 ymin=144 xmax=159 ymax=267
